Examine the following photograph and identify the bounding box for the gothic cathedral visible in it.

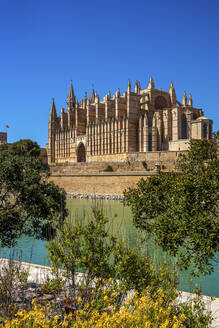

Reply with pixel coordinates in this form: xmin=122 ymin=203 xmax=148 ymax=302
xmin=47 ymin=77 xmax=213 ymax=164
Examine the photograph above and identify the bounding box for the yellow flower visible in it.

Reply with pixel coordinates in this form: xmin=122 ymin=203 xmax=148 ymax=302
xmin=77 ymin=296 xmax=82 ymax=304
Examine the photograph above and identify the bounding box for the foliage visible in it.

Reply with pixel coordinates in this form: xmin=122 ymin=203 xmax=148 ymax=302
xmin=0 ymin=258 xmax=29 ymax=319
xmin=40 ymin=275 xmax=65 ymax=294
xmin=0 ymin=140 xmax=68 ymax=247
xmin=10 ymin=139 xmax=41 ymax=158
xmin=124 ymin=138 xmax=219 ymax=275
xmin=0 ymin=286 xmax=213 ymax=328
xmin=103 ymin=165 xmax=114 ymax=172
xmin=47 ymin=207 xmax=177 ymax=295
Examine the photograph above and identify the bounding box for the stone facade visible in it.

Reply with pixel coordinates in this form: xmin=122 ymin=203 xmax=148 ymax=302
xmin=47 ymin=77 xmax=213 ymax=164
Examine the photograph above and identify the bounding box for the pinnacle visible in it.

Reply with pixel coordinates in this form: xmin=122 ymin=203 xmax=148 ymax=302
xmin=68 ymin=82 xmax=75 ymax=99
xmin=169 ymin=81 xmax=175 ymax=93
xmin=148 ymin=76 xmax=155 ymax=89
xmin=127 ymin=79 xmax=131 ymax=92
xmin=49 ymin=98 xmax=57 ymax=120
xmin=50 ymin=98 xmax=56 ymax=112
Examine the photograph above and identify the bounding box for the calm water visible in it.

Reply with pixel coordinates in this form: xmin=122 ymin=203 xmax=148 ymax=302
xmin=1 ymin=199 xmax=219 ymax=297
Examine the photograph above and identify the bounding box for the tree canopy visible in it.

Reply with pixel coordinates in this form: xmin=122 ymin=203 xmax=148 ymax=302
xmin=124 ymin=138 xmax=219 ymax=275
xmin=0 ymin=140 xmax=67 ymax=247
xmin=10 ymin=139 xmax=41 ymax=158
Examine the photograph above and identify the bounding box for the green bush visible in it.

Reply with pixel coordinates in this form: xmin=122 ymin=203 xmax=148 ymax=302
xmin=47 ymin=208 xmax=177 ymax=295
xmin=103 ymin=165 xmax=114 ymax=172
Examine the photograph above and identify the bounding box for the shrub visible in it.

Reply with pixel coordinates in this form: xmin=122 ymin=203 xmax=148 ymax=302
xmin=0 ymin=257 xmax=29 ymax=319
xmin=103 ymin=165 xmax=114 ymax=172
xmin=1 ymin=287 xmax=212 ymax=328
xmin=47 ymin=208 xmax=175 ymax=295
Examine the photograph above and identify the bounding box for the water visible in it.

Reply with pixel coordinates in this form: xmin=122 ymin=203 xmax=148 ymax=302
xmin=1 ymin=198 xmax=219 ymax=297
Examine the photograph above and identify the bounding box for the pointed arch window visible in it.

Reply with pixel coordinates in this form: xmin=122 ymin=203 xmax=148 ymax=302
xmin=148 ymin=133 xmax=152 ymax=151
xmin=209 ymin=123 xmax=212 ymax=139
xmin=181 ymin=114 xmax=187 ymax=139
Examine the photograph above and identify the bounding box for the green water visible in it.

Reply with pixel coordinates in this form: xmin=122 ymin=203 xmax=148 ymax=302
xmin=1 ymin=198 xmax=219 ymax=297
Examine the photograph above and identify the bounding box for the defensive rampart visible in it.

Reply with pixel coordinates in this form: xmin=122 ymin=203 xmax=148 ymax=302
xmin=49 ymin=150 xmax=184 ymax=195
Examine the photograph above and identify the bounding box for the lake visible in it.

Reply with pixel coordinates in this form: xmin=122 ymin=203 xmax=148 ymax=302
xmin=1 ymin=198 xmax=219 ymax=297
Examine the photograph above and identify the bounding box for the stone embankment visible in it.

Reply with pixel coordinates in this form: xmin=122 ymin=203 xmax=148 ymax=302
xmin=66 ymin=192 xmax=123 ymax=200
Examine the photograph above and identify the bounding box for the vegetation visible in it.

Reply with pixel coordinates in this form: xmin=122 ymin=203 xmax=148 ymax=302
xmin=103 ymin=165 xmax=114 ymax=172
xmin=47 ymin=207 xmax=177 ymax=294
xmin=0 ymin=286 xmax=212 ymax=328
xmin=0 ymin=139 xmax=67 ymax=247
xmin=124 ymin=138 xmax=219 ymax=275
xmin=0 ymin=138 xmax=217 ymax=326
xmin=0 ymin=257 xmax=29 ymax=319
xmin=10 ymin=139 xmax=41 ymax=158
xmin=0 ymin=207 xmax=213 ymax=327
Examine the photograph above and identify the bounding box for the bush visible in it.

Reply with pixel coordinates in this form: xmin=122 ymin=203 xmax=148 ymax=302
xmin=0 ymin=257 xmax=29 ymax=320
xmin=1 ymin=287 xmax=212 ymax=328
xmin=103 ymin=165 xmax=114 ymax=172
xmin=47 ymin=208 xmax=175 ymax=295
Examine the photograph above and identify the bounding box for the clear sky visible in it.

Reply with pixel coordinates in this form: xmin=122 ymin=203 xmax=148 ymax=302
xmin=0 ymin=0 xmax=218 ymax=147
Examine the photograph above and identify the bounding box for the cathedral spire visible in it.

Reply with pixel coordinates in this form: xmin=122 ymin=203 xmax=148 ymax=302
xmin=182 ymin=91 xmax=187 ymax=106
xmin=67 ymin=82 xmax=76 ymax=109
xmin=169 ymin=81 xmax=174 ymax=90
xmin=116 ymin=88 xmax=120 ymax=98
xmin=188 ymin=94 xmax=193 ymax=106
xmin=169 ymin=82 xmax=176 ymax=106
xmin=127 ymin=79 xmax=131 ymax=93
xmin=95 ymin=92 xmax=99 ymax=103
xmin=147 ymin=76 xmax=155 ymax=89
xmin=49 ymin=98 xmax=57 ymax=121
xmin=135 ymin=80 xmax=138 ymax=93
xmin=90 ymin=88 xmax=95 ymax=103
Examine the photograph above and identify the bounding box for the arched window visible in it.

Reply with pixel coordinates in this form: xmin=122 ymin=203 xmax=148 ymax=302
xmin=148 ymin=133 xmax=152 ymax=151
xmin=181 ymin=113 xmax=187 ymax=139
xmin=155 ymin=96 xmax=167 ymax=109
xmin=209 ymin=123 xmax=212 ymax=139
xmin=203 ymin=123 xmax=208 ymax=138
xmin=77 ymin=143 xmax=86 ymax=162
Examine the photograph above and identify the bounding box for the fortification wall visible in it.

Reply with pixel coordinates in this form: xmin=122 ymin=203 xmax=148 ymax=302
xmin=49 ymin=151 xmax=185 ymax=196
xmin=49 ymin=172 xmax=156 ymax=195
xmin=50 ymin=150 xmax=185 ymax=174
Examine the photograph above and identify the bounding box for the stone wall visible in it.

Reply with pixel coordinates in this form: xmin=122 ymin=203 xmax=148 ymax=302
xmin=50 ymin=150 xmax=185 ymax=174
xmin=49 ymin=150 xmax=185 ymax=196
xmin=49 ymin=172 xmax=156 ymax=195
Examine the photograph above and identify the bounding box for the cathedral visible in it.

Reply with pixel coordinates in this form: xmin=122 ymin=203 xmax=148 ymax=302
xmin=47 ymin=77 xmax=213 ymax=164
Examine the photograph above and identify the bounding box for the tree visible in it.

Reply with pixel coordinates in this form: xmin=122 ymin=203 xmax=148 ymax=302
xmin=47 ymin=207 xmax=176 ymax=294
xmin=124 ymin=138 xmax=219 ymax=275
xmin=0 ymin=140 xmax=67 ymax=247
xmin=10 ymin=139 xmax=41 ymax=158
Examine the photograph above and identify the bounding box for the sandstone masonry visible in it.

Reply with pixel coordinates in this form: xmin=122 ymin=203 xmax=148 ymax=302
xmin=47 ymin=77 xmax=213 ymax=164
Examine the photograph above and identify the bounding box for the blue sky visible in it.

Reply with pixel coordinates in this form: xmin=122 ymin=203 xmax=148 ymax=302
xmin=0 ymin=0 xmax=218 ymax=147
